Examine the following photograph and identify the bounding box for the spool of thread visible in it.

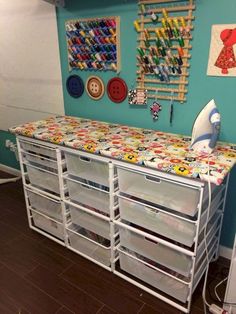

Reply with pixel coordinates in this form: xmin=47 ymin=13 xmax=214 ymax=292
xmin=144 ymin=39 xmax=150 ymax=48
xmin=177 ymin=47 xmax=184 ymax=57
xmin=137 ymin=47 xmax=145 ymax=57
xmin=174 ymin=18 xmax=179 ymax=29
xmin=161 ymin=18 xmax=167 ymax=29
xmin=151 ymin=12 xmax=158 ymax=22
xmin=162 ymin=8 xmax=168 ymax=19
xmin=156 ymin=38 xmax=162 ymax=48
xmin=155 ymin=28 xmax=162 ymax=39
xmin=144 ymin=29 xmax=150 ymax=39
xmin=133 ymin=20 xmax=140 ymax=32
xmin=110 ymin=37 xmax=116 ymax=44
xmin=143 ymin=56 xmax=149 ymax=64
xmin=180 ymin=17 xmax=186 ymax=28
xmin=153 ymin=56 xmax=160 ymax=65
xmin=140 ymin=4 xmax=145 ymax=14
xmin=178 ymin=36 xmax=185 ymax=47
xmin=111 ymin=63 xmax=117 ymax=71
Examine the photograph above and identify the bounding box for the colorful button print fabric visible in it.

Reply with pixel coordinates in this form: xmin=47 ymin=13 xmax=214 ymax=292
xmin=9 ymin=116 xmax=236 ymax=185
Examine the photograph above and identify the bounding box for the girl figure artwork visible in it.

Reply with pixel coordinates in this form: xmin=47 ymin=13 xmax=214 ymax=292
xmin=214 ymin=28 xmax=236 ymax=74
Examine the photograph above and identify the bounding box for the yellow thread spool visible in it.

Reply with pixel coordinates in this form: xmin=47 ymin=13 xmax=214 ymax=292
xmin=174 ymin=18 xmax=179 ymax=29
xmin=140 ymin=4 xmax=145 ymax=14
xmin=161 ymin=28 xmax=167 ymax=39
xmin=180 ymin=17 xmax=186 ymax=27
xmin=161 ymin=18 xmax=167 ymax=29
xmin=133 ymin=20 xmax=140 ymax=32
xmin=162 ymin=9 xmax=168 ymax=19
xmin=168 ymin=18 xmax=174 ymax=28
xmin=155 ymin=28 xmax=161 ymax=38
xmin=144 ymin=28 xmax=150 ymax=39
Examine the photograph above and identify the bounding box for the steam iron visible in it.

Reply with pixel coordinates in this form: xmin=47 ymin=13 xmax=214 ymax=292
xmin=190 ymin=99 xmax=221 ymax=154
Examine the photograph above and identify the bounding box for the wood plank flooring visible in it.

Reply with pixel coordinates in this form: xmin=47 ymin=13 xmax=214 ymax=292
xmin=0 ymin=171 xmax=230 ymax=313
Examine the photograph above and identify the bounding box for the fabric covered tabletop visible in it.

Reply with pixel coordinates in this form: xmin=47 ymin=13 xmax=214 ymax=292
xmin=9 ymin=115 xmax=236 ymax=185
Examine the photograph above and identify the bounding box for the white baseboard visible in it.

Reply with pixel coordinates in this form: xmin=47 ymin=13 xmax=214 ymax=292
xmin=219 ymin=245 xmax=232 ymax=260
xmin=0 ymin=163 xmax=21 ymax=176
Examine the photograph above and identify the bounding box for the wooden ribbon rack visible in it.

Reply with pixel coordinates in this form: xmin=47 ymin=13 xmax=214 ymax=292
xmin=135 ymin=0 xmax=195 ymax=103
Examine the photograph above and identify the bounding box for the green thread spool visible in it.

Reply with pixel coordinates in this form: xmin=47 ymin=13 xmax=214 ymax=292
xmin=137 ymin=47 xmax=145 ymax=57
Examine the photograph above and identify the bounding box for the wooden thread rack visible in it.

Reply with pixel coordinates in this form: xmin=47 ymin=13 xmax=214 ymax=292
xmin=136 ymin=0 xmax=195 ymax=103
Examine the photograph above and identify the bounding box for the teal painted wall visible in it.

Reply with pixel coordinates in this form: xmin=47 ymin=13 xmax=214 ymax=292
xmin=0 ymin=131 xmax=19 ymax=169
xmin=57 ymin=0 xmax=236 ymax=248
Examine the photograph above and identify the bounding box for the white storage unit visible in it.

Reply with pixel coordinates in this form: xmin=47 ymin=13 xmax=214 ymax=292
xmin=114 ymin=163 xmax=227 ymax=313
xmin=16 ymin=136 xmax=229 ymax=314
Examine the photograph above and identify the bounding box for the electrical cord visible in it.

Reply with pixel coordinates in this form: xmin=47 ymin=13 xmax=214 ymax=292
xmin=215 ymin=276 xmax=228 ymax=302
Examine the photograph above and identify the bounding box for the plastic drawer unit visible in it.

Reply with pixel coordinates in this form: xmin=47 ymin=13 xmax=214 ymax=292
xmin=32 ymin=212 xmax=64 ymax=240
xmin=69 ymin=204 xmax=111 ymax=239
xmin=65 ymin=152 xmax=109 ymax=186
xmin=67 ymin=224 xmax=111 ymax=266
xmin=27 ymin=189 xmax=62 ymax=222
xmin=117 ymin=167 xmax=210 ymax=217
xmin=66 ymin=177 xmax=110 ymax=215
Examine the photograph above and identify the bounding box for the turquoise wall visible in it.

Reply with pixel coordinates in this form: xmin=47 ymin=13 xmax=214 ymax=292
xmin=57 ymin=0 xmax=236 ymax=248
xmin=0 ymin=131 xmax=19 ymax=169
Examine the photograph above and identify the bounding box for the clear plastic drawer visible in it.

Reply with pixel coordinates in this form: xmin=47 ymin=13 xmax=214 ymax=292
xmin=67 ymin=224 xmax=111 ymax=266
xmin=27 ymin=189 xmax=62 ymax=222
xmin=66 ymin=178 xmax=110 ymax=215
xmin=117 ymin=168 xmax=204 ymax=217
xmin=20 ymin=141 xmax=56 ymax=159
xmin=23 ymin=152 xmax=58 ymax=171
xmin=69 ymin=204 xmax=110 ymax=239
xmin=65 ymin=152 xmax=109 ymax=186
xmin=27 ymin=165 xmax=60 ymax=194
xmin=119 ymin=249 xmax=189 ymax=303
xmin=119 ymin=196 xmax=196 ymax=247
xmin=32 ymin=212 xmax=64 ymax=240
xmin=119 ymin=226 xmax=192 ymax=277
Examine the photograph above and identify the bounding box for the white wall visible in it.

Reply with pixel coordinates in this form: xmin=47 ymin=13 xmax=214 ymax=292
xmin=0 ymin=0 xmax=64 ymax=130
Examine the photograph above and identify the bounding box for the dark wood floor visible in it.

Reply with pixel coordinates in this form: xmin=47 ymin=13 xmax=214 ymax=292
xmin=0 ymin=170 xmax=230 ymax=314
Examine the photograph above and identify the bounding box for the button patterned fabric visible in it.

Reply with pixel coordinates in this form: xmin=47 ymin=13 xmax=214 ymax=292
xmin=9 ymin=116 xmax=236 ymax=185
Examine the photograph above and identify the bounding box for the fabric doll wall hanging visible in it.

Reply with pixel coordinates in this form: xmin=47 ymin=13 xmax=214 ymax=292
xmin=207 ymin=24 xmax=236 ymax=76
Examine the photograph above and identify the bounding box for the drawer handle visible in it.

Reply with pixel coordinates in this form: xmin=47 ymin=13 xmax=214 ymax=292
xmin=79 ymin=156 xmax=91 ymax=163
xmin=80 ymin=184 xmax=92 ymax=190
xmin=144 ymin=236 xmax=159 ymax=245
xmin=145 ymin=175 xmax=161 ymax=184
xmin=144 ymin=206 xmax=159 ymax=215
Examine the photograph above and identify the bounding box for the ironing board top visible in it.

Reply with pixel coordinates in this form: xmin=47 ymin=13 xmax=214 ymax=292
xmin=9 ymin=115 xmax=236 ymax=185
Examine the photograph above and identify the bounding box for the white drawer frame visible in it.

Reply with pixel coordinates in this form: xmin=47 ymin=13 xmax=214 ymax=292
xmin=16 ymin=136 xmax=230 ymax=313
